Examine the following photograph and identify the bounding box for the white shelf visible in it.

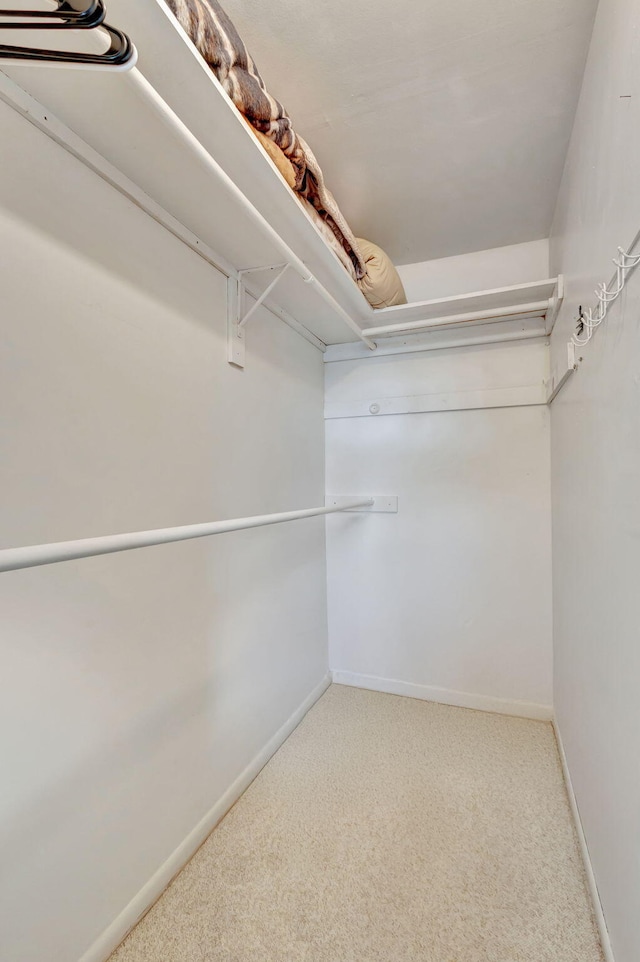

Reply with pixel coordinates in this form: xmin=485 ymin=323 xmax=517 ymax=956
xmin=0 ymin=1 xmax=562 ymax=354
xmin=1 ymin=0 xmax=374 ymax=346
xmin=367 ymin=278 xmax=559 ymax=329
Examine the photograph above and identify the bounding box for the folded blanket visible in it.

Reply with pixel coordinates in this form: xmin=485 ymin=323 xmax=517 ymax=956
xmin=242 ymin=116 xmax=297 ymax=189
xmin=166 ymin=0 xmax=366 ymax=279
xmin=295 ymin=202 xmax=407 ymax=310
xmin=295 ymin=196 xmax=358 ymax=280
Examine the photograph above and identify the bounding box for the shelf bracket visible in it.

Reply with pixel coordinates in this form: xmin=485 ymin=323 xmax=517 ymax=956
xmin=545 ymin=274 xmax=565 ymax=334
xmin=228 ymin=263 xmax=290 ymax=368
xmin=546 ymin=341 xmax=578 ymax=404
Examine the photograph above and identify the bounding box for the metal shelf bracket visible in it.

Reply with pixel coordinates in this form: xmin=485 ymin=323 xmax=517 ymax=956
xmin=228 ymin=263 xmax=290 ymax=368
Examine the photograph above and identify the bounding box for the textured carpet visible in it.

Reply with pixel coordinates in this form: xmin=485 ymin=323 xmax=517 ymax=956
xmin=110 ymin=685 xmax=604 ymax=962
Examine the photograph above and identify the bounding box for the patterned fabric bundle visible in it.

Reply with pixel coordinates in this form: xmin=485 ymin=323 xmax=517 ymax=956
xmin=166 ymin=0 xmax=366 ymax=279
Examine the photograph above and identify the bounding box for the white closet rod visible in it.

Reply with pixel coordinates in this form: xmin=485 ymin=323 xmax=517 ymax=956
xmin=0 ymin=500 xmax=373 ymax=573
xmin=362 ymin=300 xmax=550 ymax=338
xmin=127 ymin=69 xmax=376 ymax=350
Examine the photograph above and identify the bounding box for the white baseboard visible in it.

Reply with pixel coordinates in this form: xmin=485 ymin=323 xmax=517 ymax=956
xmin=78 ymin=672 xmax=331 ymax=962
xmin=331 ymin=670 xmax=553 ymax=721
xmin=553 ymin=721 xmax=615 ymax=962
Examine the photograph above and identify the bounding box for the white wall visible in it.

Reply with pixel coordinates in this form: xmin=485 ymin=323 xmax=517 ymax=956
xmin=549 ymin=1 xmax=640 ymax=959
xmin=325 ymin=339 xmax=553 ymax=717
xmin=0 ymin=100 xmax=328 ymax=962
xmin=397 ymin=239 xmax=550 ymax=303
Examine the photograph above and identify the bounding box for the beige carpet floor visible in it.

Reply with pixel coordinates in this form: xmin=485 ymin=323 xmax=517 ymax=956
xmin=110 ymin=685 xmax=604 ymax=962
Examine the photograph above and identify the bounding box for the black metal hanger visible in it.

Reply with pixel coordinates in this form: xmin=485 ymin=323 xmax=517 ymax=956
xmin=0 ymin=1 xmax=105 ymax=29
xmin=0 ymin=21 xmax=133 ymax=64
xmin=0 ymin=2 xmax=135 ymax=67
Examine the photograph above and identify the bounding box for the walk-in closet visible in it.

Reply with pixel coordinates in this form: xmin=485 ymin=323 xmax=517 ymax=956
xmin=1 ymin=1 xmax=636 ymax=961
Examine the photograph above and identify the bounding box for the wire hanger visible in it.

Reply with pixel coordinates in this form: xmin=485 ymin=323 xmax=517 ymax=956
xmin=0 ymin=2 xmax=105 ymax=29
xmin=0 ymin=23 xmax=134 ymax=66
xmin=0 ymin=1 xmax=136 ymax=68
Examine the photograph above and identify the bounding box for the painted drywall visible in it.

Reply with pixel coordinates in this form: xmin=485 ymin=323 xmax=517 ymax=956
xmin=549 ymin=0 xmax=640 ymax=959
xmin=325 ymin=340 xmax=553 ymax=716
xmin=397 ymin=239 xmax=550 ymax=304
xmin=225 ymin=0 xmax=597 ymax=264
xmin=0 ymin=100 xmax=328 ymax=962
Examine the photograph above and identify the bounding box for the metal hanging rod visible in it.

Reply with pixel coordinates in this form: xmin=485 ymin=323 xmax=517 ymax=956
xmin=0 ymin=499 xmax=374 ymax=573
xmin=362 ymin=300 xmax=551 ymax=338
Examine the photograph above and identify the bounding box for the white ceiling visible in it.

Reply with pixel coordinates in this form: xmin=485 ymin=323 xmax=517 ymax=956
xmin=223 ymin=0 xmax=598 ymax=265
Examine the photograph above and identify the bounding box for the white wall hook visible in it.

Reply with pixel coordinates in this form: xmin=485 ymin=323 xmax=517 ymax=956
xmin=571 ymin=232 xmax=640 ymax=348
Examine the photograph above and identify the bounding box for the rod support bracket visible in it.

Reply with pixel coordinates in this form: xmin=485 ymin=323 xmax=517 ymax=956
xmin=325 ymin=495 xmax=398 ymax=513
